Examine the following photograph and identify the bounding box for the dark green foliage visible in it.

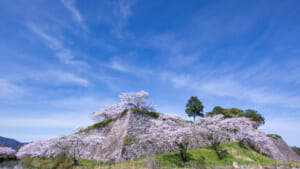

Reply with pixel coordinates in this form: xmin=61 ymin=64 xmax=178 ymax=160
xmin=291 ymin=146 xmax=300 ymax=156
xmin=243 ymin=109 xmax=265 ymax=125
xmin=267 ymin=134 xmax=282 ymax=140
xmin=0 ymin=154 xmax=16 ymax=163
xmin=207 ymin=106 xmax=243 ymax=118
xmin=228 ymin=108 xmax=243 ymax=117
xmin=131 ymin=108 xmax=160 ymax=118
xmin=206 ymin=107 xmax=265 ymax=126
xmin=80 ymin=117 xmax=117 ymax=132
xmin=185 ymin=96 xmax=204 ymax=121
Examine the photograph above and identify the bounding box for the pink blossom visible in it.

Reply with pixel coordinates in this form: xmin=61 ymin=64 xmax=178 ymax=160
xmin=0 ymin=146 xmax=16 ymax=155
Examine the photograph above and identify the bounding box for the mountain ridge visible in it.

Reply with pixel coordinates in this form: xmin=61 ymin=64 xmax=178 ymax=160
xmin=0 ymin=136 xmax=24 ymax=149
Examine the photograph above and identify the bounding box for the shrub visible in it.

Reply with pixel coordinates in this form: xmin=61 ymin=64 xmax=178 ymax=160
xmin=291 ymin=146 xmax=300 ymax=156
xmin=15 ymin=145 xmax=22 ymax=152
xmin=52 ymin=152 xmax=73 ymax=169
xmin=124 ymin=135 xmax=133 ymax=146
xmin=206 ymin=107 xmax=265 ymax=126
xmin=131 ymin=108 xmax=160 ymax=118
xmin=243 ymin=109 xmax=265 ymax=125
xmin=80 ymin=117 xmax=117 ymax=132
xmin=206 ymin=106 xmax=242 ymax=118
xmin=267 ymin=134 xmax=281 ymax=140
xmin=52 ymin=153 xmax=73 ymax=169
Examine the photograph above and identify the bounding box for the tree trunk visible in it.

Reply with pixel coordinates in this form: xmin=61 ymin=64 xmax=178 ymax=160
xmin=193 ymin=113 xmax=195 ymax=122
xmin=213 ymin=144 xmax=222 ymax=160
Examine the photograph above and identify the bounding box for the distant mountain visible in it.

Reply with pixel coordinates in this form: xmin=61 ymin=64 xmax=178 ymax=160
xmin=0 ymin=136 xmax=24 ymax=149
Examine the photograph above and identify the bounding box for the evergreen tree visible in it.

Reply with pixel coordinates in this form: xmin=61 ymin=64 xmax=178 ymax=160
xmin=185 ymin=96 xmax=204 ymax=121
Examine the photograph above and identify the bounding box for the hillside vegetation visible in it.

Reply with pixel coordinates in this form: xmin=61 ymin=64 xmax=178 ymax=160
xmin=20 ymin=142 xmax=300 ymax=169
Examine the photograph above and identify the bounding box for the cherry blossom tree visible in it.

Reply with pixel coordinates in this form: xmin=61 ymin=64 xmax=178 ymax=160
xmin=0 ymin=146 xmax=16 ymax=155
xmin=119 ymin=90 xmax=155 ymax=111
xmin=90 ymin=90 xmax=156 ymax=122
xmin=207 ymin=128 xmax=230 ymax=160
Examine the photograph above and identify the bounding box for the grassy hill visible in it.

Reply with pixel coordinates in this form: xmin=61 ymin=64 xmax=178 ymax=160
xmin=20 ymin=142 xmax=300 ymax=169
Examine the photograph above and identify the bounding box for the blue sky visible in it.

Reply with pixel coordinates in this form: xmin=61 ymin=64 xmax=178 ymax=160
xmin=0 ymin=0 xmax=300 ymax=146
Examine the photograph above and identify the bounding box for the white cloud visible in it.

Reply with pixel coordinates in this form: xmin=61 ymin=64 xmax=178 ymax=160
xmin=117 ymin=0 xmax=135 ymax=19
xmin=164 ymin=73 xmax=300 ymax=108
xmin=61 ymin=0 xmax=87 ymax=31
xmin=49 ymin=71 xmax=89 ymax=87
xmin=0 ymin=80 xmax=24 ymax=99
xmin=111 ymin=0 xmax=136 ymax=39
xmin=27 ymin=23 xmax=87 ymax=66
xmin=24 ymin=70 xmax=89 ymax=87
xmin=49 ymin=96 xmax=115 ymax=112
xmin=108 ymin=59 xmax=130 ymax=72
xmin=148 ymin=34 xmax=200 ymax=67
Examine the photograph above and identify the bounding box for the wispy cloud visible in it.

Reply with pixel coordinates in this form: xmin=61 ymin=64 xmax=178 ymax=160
xmin=45 ymin=71 xmax=89 ymax=87
xmin=148 ymin=34 xmax=201 ymax=67
xmin=104 ymin=56 xmax=153 ymax=77
xmin=164 ymin=72 xmax=300 ymax=109
xmin=111 ymin=0 xmax=136 ymax=38
xmin=0 ymin=79 xmax=24 ymax=99
xmin=61 ymin=0 xmax=88 ymax=31
xmin=117 ymin=0 xmax=135 ymax=19
xmin=27 ymin=23 xmax=87 ymax=66
xmin=109 ymin=59 xmax=130 ymax=72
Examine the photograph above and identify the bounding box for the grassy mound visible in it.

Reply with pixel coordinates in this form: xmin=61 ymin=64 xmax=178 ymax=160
xmin=131 ymin=108 xmax=160 ymax=118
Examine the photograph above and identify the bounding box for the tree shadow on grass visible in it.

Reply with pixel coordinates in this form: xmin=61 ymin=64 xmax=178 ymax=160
xmin=156 ymin=152 xmax=196 ymax=167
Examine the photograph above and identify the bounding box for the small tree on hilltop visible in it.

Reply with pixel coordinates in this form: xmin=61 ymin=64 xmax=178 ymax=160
xmin=90 ymin=90 xmax=156 ymax=122
xmin=185 ymin=96 xmax=204 ymax=121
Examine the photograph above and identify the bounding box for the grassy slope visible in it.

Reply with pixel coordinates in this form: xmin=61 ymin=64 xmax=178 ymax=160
xmin=76 ymin=142 xmax=299 ymax=169
xmin=155 ymin=142 xmax=274 ymax=168
xmin=21 ymin=142 xmax=300 ymax=169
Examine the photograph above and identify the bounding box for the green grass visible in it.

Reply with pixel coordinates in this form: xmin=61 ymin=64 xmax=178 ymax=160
xmin=154 ymin=142 xmax=275 ymax=168
xmin=78 ymin=117 xmax=117 ymax=133
xmin=120 ymin=109 xmax=129 ymax=117
xmin=131 ymin=108 xmax=160 ymax=118
xmin=267 ymin=134 xmax=282 ymax=140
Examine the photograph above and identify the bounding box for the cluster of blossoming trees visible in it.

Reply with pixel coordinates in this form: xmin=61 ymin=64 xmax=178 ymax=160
xmin=0 ymin=146 xmax=16 ymax=155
